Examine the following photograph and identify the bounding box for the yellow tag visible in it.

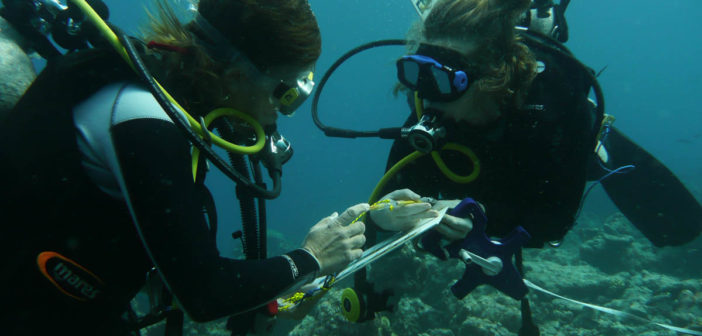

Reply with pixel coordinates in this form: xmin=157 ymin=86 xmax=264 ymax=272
xmin=280 ymin=87 xmax=299 ymax=106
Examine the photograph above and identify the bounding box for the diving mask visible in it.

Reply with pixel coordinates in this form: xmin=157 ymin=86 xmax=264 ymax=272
xmin=273 ymin=71 xmax=315 ymax=116
xmin=397 ymin=44 xmax=476 ymax=102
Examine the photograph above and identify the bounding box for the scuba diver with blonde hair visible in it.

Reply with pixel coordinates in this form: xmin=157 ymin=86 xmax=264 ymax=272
xmin=378 ymin=0 xmax=700 ymax=254
xmin=311 ymin=0 xmax=702 ymax=333
xmin=379 ymin=0 xmax=584 ymax=246
xmin=0 ymin=0 xmax=434 ymax=335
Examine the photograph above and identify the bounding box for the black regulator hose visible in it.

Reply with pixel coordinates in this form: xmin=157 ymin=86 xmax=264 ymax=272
xmin=118 ymin=29 xmax=282 ymax=199
xmin=215 ymin=118 xmax=265 ymax=260
xmin=253 ymin=162 xmax=268 ymax=259
xmin=311 ymin=39 xmax=406 ymax=139
xmin=234 ymin=166 xmax=262 ymax=260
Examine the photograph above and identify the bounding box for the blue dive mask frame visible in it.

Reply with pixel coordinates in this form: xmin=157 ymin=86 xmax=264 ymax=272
xmin=396 ymin=54 xmax=469 ymax=102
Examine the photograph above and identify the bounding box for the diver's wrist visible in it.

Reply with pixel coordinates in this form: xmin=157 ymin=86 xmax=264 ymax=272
xmin=284 ymin=248 xmax=320 ymax=281
xmin=299 ymin=247 xmax=321 ymax=271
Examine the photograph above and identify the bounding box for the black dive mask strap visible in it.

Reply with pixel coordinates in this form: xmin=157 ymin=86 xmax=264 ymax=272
xmin=189 ymin=14 xmax=238 ymax=63
xmin=415 ymin=43 xmax=474 ymax=70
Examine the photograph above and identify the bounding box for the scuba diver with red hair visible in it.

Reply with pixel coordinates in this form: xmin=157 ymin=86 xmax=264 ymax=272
xmin=0 ymin=0 xmax=431 ymax=334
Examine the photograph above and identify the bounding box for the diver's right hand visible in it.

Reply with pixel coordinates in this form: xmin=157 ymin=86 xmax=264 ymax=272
xmin=302 ymin=203 xmax=369 ymax=276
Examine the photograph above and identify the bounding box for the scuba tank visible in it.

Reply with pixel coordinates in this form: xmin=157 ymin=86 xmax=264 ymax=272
xmin=520 ymin=0 xmax=571 ymax=43
xmin=0 ymin=15 xmax=36 ymax=118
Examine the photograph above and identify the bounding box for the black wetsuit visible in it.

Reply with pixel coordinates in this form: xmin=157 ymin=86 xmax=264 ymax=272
xmin=0 ymin=49 xmax=318 ymax=335
xmin=378 ymin=40 xmax=600 ymax=247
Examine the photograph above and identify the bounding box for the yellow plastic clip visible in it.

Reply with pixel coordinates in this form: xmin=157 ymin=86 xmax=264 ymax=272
xmin=279 ymin=87 xmax=300 ymax=106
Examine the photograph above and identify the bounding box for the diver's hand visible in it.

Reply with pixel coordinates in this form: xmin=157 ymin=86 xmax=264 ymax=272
xmin=431 ymin=199 xmax=461 ymax=211
xmin=431 ymin=199 xmax=477 ymax=241
xmin=369 ymin=189 xmax=439 ymax=231
xmin=302 ymin=203 xmax=369 ymax=276
xmin=436 ymin=214 xmax=473 ymax=240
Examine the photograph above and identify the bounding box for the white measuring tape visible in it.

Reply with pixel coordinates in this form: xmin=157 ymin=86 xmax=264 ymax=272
xmin=524 ymin=279 xmax=702 ymax=335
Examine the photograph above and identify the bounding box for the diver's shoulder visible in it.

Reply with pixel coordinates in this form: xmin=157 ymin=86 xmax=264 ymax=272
xmin=110 ymin=82 xmax=174 ymax=125
xmin=74 ymin=80 xmax=173 ymax=131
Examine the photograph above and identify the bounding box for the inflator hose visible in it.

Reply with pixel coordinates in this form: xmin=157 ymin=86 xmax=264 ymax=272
xmin=118 ymin=28 xmax=281 ymax=199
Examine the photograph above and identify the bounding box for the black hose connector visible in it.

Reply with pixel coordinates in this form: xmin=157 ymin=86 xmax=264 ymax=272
xmin=378 ymin=127 xmax=403 ymax=139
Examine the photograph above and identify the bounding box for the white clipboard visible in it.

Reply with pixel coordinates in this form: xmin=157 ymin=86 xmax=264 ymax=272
xmin=282 ymin=207 xmax=448 ymax=307
xmin=334 ymin=206 xmax=448 ymax=283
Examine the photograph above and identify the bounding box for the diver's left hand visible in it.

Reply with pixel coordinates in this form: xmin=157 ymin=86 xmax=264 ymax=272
xmin=431 ymin=199 xmax=475 ymax=241
xmin=369 ymin=189 xmax=439 ymax=231
xmin=436 ymin=214 xmax=473 ymax=240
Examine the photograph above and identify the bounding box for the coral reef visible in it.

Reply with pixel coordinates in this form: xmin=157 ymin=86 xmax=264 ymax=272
xmin=0 ymin=17 xmax=36 ymax=119
xmin=285 ymin=211 xmax=702 ymax=336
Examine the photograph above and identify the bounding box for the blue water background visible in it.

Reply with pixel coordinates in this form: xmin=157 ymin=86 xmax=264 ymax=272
xmin=90 ymin=0 xmax=702 ymax=254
